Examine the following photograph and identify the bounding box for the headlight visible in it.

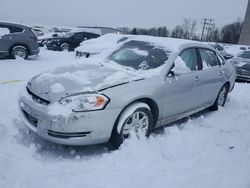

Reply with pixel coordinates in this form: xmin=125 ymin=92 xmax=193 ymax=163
xmin=59 ymin=93 xmax=109 ymax=112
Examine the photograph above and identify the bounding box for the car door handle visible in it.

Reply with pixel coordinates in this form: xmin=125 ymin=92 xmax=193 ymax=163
xmin=219 ymin=70 xmax=224 ymax=75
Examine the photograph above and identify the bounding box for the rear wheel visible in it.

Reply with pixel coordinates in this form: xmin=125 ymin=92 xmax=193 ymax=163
xmin=209 ymin=84 xmax=229 ymax=111
xmin=60 ymin=43 xmax=69 ymax=51
xmin=11 ymin=46 xmax=28 ymax=59
xmin=109 ymin=103 xmax=153 ymax=149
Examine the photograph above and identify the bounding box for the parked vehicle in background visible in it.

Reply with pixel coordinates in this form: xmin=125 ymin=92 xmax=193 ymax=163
xmin=19 ymin=35 xmax=236 ymax=148
xmin=0 ymin=22 xmax=39 ymax=59
xmin=76 ymin=26 xmax=122 ymax=35
xmin=75 ymin=33 xmax=130 ymax=58
xmin=45 ymin=31 xmax=100 ymax=51
xmin=224 ymin=44 xmax=250 ymax=57
xmin=38 ymin=32 xmax=66 ymax=47
xmin=206 ymin=42 xmax=233 ymax=60
xmin=230 ymin=50 xmax=250 ymax=81
xmin=32 ymin=28 xmax=44 ymax=37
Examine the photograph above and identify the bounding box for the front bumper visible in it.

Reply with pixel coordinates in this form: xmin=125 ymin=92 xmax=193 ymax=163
xmin=30 ymin=49 xmax=40 ymax=55
xmin=19 ymin=92 xmax=121 ymax=145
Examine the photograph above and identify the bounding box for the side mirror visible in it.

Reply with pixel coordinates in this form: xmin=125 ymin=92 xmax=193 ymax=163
xmin=171 ymin=56 xmax=191 ymax=76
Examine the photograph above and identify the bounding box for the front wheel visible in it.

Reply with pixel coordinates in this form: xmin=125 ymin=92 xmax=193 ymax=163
xmin=109 ymin=103 xmax=153 ymax=149
xmin=209 ymin=84 xmax=229 ymax=111
xmin=11 ymin=46 xmax=28 ymax=59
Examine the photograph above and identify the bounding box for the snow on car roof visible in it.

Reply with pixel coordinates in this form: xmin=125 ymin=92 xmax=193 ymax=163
xmin=77 ymin=33 xmax=207 ymax=53
xmin=127 ymin=35 xmax=204 ymax=52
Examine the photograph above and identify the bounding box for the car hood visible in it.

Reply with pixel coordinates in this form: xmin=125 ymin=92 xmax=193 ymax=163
xmin=27 ymin=63 xmax=142 ymax=102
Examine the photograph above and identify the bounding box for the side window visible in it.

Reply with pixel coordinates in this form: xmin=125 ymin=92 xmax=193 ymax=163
xmin=179 ymin=48 xmax=199 ymax=71
xmin=0 ymin=27 xmax=10 ymax=37
xmin=83 ymin=33 xmax=100 ymax=40
xmin=7 ymin=26 xmax=23 ymax=33
xmin=199 ymin=48 xmax=220 ymax=69
xmin=72 ymin=33 xmax=83 ymax=41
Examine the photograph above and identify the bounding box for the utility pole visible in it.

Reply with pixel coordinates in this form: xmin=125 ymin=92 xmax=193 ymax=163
xmin=201 ymin=18 xmax=214 ymax=42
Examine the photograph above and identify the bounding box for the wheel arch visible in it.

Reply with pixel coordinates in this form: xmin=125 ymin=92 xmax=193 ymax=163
xmin=9 ymin=43 xmax=31 ymax=55
xmin=111 ymin=97 xmax=160 ymax=136
xmin=224 ymin=81 xmax=230 ymax=91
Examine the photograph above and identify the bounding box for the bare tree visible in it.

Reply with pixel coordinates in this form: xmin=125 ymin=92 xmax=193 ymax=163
xmin=182 ymin=19 xmax=197 ymax=39
xmin=220 ymin=19 xmax=242 ymax=44
xmin=206 ymin=24 xmax=220 ymax=42
xmin=171 ymin=25 xmax=184 ymax=38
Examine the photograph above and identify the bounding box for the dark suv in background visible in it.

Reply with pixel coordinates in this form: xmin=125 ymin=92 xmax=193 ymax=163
xmin=45 ymin=31 xmax=100 ymax=51
xmin=0 ymin=22 xmax=39 ymax=59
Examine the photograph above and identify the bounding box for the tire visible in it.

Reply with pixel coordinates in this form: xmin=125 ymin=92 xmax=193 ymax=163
xmin=11 ymin=46 xmax=28 ymax=59
xmin=60 ymin=43 xmax=69 ymax=51
xmin=109 ymin=103 xmax=154 ymax=149
xmin=209 ymin=84 xmax=229 ymax=111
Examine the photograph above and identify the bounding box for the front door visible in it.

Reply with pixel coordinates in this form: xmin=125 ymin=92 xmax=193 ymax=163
xmin=160 ymin=48 xmax=203 ymax=120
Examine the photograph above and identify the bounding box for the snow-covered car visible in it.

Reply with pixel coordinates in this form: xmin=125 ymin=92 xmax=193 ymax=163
xmin=75 ymin=33 xmax=130 ymax=58
xmin=19 ymin=36 xmax=236 ymax=148
xmin=38 ymin=32 xmax=66 ymax=47
xmin=206 ymin=42 xmax=233 ymax=60
xmin=224 ymin=44 xmax=250 ymax=57
xmin=230 ymin=50 xmax=250 ymax=81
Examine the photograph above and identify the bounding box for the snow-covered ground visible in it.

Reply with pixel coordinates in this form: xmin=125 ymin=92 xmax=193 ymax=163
xmin=0 ymin=48 xmax=250 ymax=188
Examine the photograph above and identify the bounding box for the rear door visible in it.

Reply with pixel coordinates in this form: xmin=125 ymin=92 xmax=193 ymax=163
xmin=161 ymin=48 xmax=204 ymax=119
xmin=197 ymin=48 xmax=226 ymax=105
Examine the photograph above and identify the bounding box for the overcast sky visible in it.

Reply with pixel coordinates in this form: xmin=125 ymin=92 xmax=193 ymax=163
xmin=1 ymin=0 xmax=248 ymax=30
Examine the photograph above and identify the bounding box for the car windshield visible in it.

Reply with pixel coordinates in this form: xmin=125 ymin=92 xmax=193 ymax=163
xmin=108 ymin=40 xmax=171 ymax=70
xmin=237 ymin=51 xmax=250 ymax=59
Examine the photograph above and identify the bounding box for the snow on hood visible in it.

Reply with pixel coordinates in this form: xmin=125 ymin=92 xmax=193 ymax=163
xmin=27 ymin=63 xmax=143 ymax=102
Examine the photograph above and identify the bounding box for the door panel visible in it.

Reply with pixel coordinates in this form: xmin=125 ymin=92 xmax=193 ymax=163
xmin=198 ymin=48 xmax=226 ymax=105
xmin=160 ymin=71 xmax=203 ymax=117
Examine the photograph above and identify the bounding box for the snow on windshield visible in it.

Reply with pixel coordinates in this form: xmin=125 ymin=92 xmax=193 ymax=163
xmin=109 ymin=40 xmax=170 ymax=71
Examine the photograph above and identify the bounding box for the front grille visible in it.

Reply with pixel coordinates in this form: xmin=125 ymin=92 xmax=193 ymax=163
xmin=22 ymin=109 xmax=38 ymax=127
xmin=26 ymin=87 xmax=50 ymax=105
xmin=47 ymin=130 xmax=91 ymax=139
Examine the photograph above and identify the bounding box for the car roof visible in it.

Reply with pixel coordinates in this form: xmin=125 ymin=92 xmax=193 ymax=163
xmin=124 ymin=35 xmax=214 ymax=53
xmin=0 ymin=22 xmax=29 ymax=29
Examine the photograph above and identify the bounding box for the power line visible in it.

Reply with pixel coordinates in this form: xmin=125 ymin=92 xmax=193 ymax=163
xmin=201 ymin=18 xmax=214 ymax=41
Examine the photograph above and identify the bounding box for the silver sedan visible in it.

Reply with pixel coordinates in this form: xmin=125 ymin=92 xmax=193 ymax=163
xmin=19 ymin=36 xmax=236 ymax=148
